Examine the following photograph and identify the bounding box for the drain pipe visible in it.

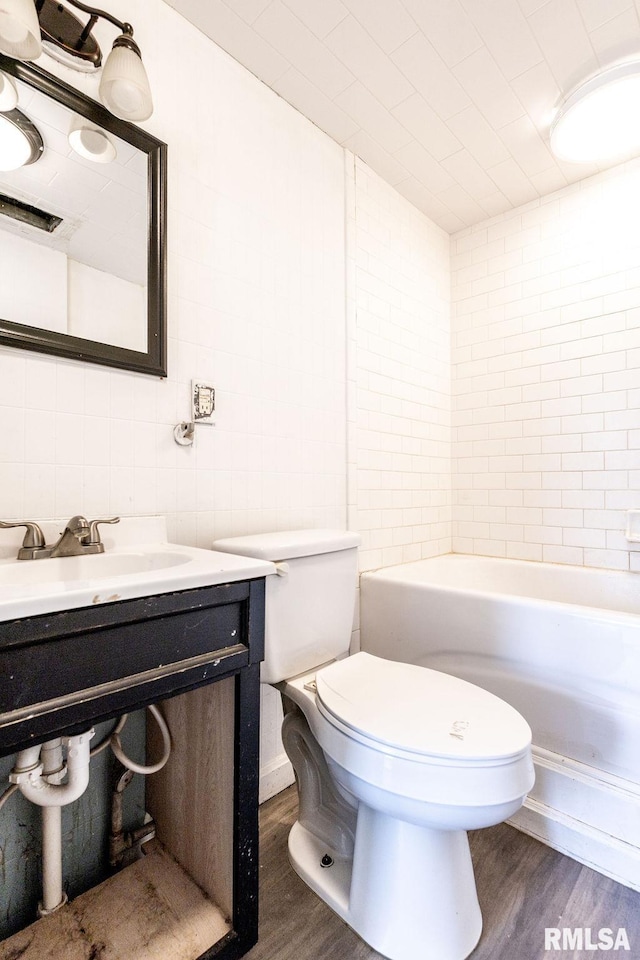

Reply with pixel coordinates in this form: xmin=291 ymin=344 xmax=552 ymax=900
xmin=10 ymin=730 xmax=94 ymax=915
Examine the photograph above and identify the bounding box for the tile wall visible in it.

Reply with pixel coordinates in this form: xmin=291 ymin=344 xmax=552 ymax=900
xmin=0 ymin=0 xmax=350 ymax=908
xmin=452 ymin=156 xmax=640 ymax=571
xmin=0 ymin=0 xmax=348 ymax=547
xmin=0 ymin=0 xmax=454 ymax=818
xmin=346 ymin=156 xmax=451 ymax=575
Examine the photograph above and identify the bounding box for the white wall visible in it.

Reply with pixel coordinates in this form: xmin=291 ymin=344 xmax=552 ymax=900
xmin=0 ymin=0 xmax=349 ymax=804
xmin=0 ymin=2 xmax=348 ymax=540
xmin=346 ymin=156 xmax=451 ymax=575
xmin=0 ymin=0 xmax=454 ymax=806
xmin=452 ymin=157 xmax=640 ymax=571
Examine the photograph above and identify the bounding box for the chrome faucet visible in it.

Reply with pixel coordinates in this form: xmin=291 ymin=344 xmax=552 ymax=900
xmin=0 ymin=516 xmax=120 ymax=560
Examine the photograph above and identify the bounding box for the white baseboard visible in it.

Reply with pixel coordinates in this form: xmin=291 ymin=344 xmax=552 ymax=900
xmin=260 ymin=753 xmax=295 ymax=804
xmin=509 ymin=746 xmax=640 ymax=892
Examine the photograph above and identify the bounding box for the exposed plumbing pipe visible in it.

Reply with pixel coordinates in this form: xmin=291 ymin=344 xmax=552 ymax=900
xmin=11 ymin=730 xmax=94 ymax=807
xmin=41 ymin=806 xmax=64 ymax=914
xmin=10 ymin=730 xmax=94 ymax=915
xmin=5 ymin=704 xmax=172 ymax=918
xmin=109 ymin=705 xmax=171 ymax=775
xmin=90 ymin=715 xmax=127 ymax=757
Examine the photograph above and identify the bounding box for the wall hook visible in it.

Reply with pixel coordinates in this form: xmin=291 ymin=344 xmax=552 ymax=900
xmin=173 ymin=421 xmax=195 ymax=446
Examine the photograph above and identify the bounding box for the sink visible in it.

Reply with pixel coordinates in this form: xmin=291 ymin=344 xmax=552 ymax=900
xmin=0 ymin=550 xmax=191 ymax=586
xmin=0 ymin=516 xmax=275 ymax=622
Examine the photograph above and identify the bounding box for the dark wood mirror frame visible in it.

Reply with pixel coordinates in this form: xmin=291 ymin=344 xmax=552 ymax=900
xmin=0 ymin=54 xmax=167 ymax=377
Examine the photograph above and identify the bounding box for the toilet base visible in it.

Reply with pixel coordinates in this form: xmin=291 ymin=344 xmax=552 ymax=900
xmin=288 ymin=806 xmax=483 ymax=960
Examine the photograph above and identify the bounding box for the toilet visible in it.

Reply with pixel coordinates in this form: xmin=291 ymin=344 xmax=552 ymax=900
xmin=213 ymin=530 xmax=535 ymax=960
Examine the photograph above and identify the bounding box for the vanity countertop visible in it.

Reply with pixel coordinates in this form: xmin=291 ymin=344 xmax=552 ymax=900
xmin=0 ymin=516 xmax=274 ymax=622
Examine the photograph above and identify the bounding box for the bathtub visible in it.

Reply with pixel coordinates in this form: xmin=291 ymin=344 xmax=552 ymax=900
xmin=360 ymin=554 xmax=640 ymax=891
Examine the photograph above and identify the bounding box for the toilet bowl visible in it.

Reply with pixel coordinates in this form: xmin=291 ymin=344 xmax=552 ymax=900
xmin=213 ymin=530 xmax=535 ymax=960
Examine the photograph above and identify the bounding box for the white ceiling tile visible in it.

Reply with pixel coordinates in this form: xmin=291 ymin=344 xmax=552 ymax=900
xmin=393 ymin=140 xmax=457 ymax=194
xmin=335 ymin=82 xmax=414 ymax=153
xmin=517 ymin=0 xmax=553 ymax=14
xmin=435 ymin=183 xmax=489 ymax=225
xmin=485 ymin=157 xmax=539 ymax=206
xmin=391 ymin=33 xmax=471 ymax=120
xmin=167 ymin=0 xmax=290 ymax=85
xmin=394 ymin=177 xmax=460 ymax=229
xmin=442 ymin=148 xmax=505 ymax=199
xmin=576 ymin=0 xmax=633 ymax=32
xmin=391 ymin=93 xmax=463 ymax=161
xmin=325 ymin=14 xmax=415 ymax=108
xmin=341 ymin=0 xmax=418 ymax=55
xmin=458 ymin=0 xmax=544 ymax=81
xmin=253 ymin=0 xmax=355 ymax=98
xmin=169 ymin=0 xmax=640 ymax=233
xmin=439 ymin=211 xmax=470 ymax=233
xmin=529 ymin=166 xmax=569 ymax=197
xmin=280 ymin=0 xmax=348 ymax=39
xmin=401 ymin=0 xmax=484 ymax=67
xmin=526 ymin=0 xmax=598 ymax=90
xmin=453 ymin=48 xmax=527 ymax=129
xmin=497 ymin=115 xmax=556 ymax=178
xmin=510 ymin=60 xmax=562 ymax=126
xmin=272 ymin=68 xmax=360 ymax=143
xmin=478 ymin=192 xmax=514 ymax=218
xmin=222 ymin=0 xmax=273 ymax=25
xmin=344 ymin=130 xmax=411 ymax=186
xmin=590 ymin=6 xmax=640 ymax=64
xmin=446 ymin=106 xmax=511 ymax=168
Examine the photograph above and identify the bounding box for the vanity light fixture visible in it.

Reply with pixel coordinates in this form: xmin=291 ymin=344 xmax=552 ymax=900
xmin=0 ymin=106 xmax=42 ymax=170
xmin=0 ymin=68 xmax=18 ymax=110
xmin=550 ymin=61 xmax=640 ymax=163
xmin=0 ymin=0 xmax=153 ymax=121
xmin=0 ymin=0 xmax=41 ymax=60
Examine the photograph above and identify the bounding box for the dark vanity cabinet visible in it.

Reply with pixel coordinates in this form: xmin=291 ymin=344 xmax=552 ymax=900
xmin=0 ymin=577 xmax=266 ymax=960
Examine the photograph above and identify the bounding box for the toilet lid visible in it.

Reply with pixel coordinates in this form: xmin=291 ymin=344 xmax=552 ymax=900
xmin=315 ymin=652 xmax=531 ymax=762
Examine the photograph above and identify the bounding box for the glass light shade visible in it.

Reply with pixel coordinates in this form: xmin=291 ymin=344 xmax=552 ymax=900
xmin=550 ymin=62 xmax=640 ymax=163
xmin=0 ymin=0 xmax=42 ymax=60
xmin=0 ymin=69 xmax=18 ymax=111
xmin=99 ymin=42 xmax=153 ymax=122
xmin=68 ymin=118 xmax=117 ymax=163
xmin=0 ymin=110 xmax=40 ymax=170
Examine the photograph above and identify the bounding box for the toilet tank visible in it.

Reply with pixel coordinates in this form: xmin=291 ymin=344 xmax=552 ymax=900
xmin=212 ymin=530 xmax=361 ymax=684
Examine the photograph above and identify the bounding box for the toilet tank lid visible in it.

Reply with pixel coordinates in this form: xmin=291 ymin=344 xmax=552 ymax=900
xmin=212 ymin=529 xmax=361 ymax=561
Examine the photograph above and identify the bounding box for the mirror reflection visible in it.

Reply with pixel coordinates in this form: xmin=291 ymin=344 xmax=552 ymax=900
xmin=0 ymin=56 xmax=166 ymax=377
xmin=0 ymin=73 xmax=148 ymax=352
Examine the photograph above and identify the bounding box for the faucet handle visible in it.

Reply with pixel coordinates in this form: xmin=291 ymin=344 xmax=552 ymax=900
xmin=0 ymin=521 xmax=46 ymax=560
xmin=87 ymin=517 xmax=120 ymax=545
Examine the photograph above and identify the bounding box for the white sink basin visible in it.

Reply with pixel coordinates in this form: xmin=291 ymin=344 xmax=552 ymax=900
xmin=0 ymin=550 xmax=192 ymax=586
xmin=0 ymin=517 xmax=275 ymax=622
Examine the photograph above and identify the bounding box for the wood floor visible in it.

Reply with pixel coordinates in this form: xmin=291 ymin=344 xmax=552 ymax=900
xmin=247 ymin=786 xmax=640 ymax=960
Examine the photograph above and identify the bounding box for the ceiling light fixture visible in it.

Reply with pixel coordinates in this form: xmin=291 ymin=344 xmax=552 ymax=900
xmin=0 ymin=0 xmax=153 ymax=121
xmin=550 ymin=61 xmax=640 ymax=164
xmin=68 ymin=116 xmax=116 ymax=162
xmin=0 ymin=106 xmax=43 ymax=170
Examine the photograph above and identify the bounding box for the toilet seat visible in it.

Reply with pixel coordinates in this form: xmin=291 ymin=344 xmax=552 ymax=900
xmin=315 ymin=652 xmax=531 ymax=765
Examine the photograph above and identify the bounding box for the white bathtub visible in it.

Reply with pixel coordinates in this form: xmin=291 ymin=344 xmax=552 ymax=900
xmin=360 ymin=554 xmax=640 ymax=891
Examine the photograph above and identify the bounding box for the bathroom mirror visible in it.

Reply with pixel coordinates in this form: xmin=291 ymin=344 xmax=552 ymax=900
xmin=0 ymin=55 xmax=166 ymax=376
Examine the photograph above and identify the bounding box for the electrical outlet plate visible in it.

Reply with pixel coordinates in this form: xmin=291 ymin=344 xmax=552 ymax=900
xmin=192 ymin=380 xmax=215 ymax=425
